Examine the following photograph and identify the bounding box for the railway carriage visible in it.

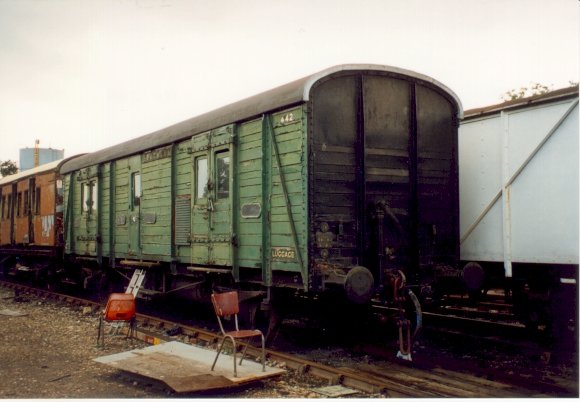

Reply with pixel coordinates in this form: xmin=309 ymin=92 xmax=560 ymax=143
xmin=0 ymin=158 xmax=78 ymax=279
xmin=459 ymin=87 xmax=579 ymax=331
xmin=59 ymin=65 xmax=462 ymax=316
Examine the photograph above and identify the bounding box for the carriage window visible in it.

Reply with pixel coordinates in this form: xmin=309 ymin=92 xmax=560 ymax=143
xmin=8 ymin=194 xmax=12 ymax=219
xmin=81 ymin=182 xmax=97 ymax=213
xmin=16 ymin=192 xmax=22 ymax=217
xmin=30 ymin=188 xmax=35 ymax=215
xmin=196 ymin=157 xmax=208 ymax=200
xmin=216 ymin=152 xmax=230 ymax=199
xmin=24 ymin=190 xmax=29 ymax=215
xmin=35 ymin=187 xmax=41 ymax=215
xmin=92 ymin=182 xmax=98 ymax=211
xmin=82 ymin=183 xmax=90 ymax=212
xmin=0 ymin=195 xmax=4 ymax=219
xmin=132 ymin=173 xmax=141 ymax=207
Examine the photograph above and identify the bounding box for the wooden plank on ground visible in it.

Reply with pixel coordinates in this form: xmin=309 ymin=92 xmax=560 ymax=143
xmin=338 ymin=367 xmax=440 ymax=397
xmin=353 ymin=363 xmax=531 ymax=398
xmin=94 ymin=341 xmax=284 ymax=393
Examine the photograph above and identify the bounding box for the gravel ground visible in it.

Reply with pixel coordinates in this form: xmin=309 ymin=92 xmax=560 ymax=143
xmin=0 ymin=289 xmax=375 ymax=398
xmin=1 ymin=287 xmax=576 ymax=398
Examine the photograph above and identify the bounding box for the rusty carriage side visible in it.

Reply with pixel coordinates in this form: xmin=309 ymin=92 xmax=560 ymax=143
xmin=0 ymin=158 xmax=80 ymax=282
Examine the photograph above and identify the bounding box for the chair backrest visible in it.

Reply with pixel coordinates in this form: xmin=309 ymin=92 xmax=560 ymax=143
xmin=104 ymin=293 xmax=136 ymax=321
xmin=211 ymin=291 xmax=240 ymax=317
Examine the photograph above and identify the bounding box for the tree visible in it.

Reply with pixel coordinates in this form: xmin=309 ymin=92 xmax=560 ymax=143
xmin=0 ymin=160 xmax=18 ymax=177
xmin=502 ymin=82 xmax=552 ymax=102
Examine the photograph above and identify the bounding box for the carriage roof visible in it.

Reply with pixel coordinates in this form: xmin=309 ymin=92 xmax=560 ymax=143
xmin=61 ymin=64 xmax=461 ymax=174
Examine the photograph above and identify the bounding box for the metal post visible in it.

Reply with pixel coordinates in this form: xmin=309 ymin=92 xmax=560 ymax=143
xmin=501 ymin=111 xmax=513 ymax=278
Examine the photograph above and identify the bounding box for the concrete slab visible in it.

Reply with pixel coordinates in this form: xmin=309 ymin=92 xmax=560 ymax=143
xmin=94 ymin=341 xmax=284 ymax=393
xmin=312 ymin=384 xmax=360 ymax=397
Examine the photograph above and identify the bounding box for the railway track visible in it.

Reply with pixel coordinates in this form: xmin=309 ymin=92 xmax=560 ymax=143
xmin=1 ymin=279 xmax=576 ymax=397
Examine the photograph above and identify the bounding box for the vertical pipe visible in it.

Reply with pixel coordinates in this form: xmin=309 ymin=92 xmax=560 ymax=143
xmin=408 ymin=84 xmax=419 ymax=279
xmin=96 ymin=164 xmax=103 ymax=265
xmin=356 ymin=75 xmax=366 ymax=262
xmin=170 ymin=144 xmax=177 ymax=274
xmin=501 ymin=111 xmax=513 ymax=278
xmin=109 ymin=162 xmax=116 ymax=268
xmin=65 ymin=174 xmax=74 ymax=254
xmin=231 ymin=126 xmax=240 ymax=281
xmin=261 ymin=115 xmax=272 ymax=287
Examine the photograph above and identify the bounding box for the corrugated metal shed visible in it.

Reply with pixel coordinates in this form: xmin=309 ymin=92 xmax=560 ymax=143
xmin=464 ymin=85 xmax=578 ymax=118
xmin=459 ymin=86 xmax=579 ymax=272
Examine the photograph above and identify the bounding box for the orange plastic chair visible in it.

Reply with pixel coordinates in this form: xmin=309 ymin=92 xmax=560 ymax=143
xmin=97 ymin=293 xmax=136 ymax=347
xmin=210 ymin=291 xmax=265 ymax=377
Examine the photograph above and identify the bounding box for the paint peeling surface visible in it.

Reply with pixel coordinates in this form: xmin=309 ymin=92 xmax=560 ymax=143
xmin=41 ymin=215 xmax=54 ymax=238
xmin=94 ymin=341 xmax=284 ymax=393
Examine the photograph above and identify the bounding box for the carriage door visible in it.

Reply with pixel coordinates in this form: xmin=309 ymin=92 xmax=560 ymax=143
xmin=191 ymin=126 xmax=234 ymax=267
xmin=128 ymin=155 xmax=142 ymax=257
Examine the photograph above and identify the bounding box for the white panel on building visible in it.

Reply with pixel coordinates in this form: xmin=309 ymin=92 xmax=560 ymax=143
xmin=459 ymin=88 xmax=579 ymax=276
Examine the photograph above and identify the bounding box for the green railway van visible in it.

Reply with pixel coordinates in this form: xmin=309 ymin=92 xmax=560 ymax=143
xmin=60 ymin=65 xmax=462 ymax=311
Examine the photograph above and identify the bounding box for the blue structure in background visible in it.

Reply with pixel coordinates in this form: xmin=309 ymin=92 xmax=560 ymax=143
xmin=19 ymin=147 xmax=64 ymax=171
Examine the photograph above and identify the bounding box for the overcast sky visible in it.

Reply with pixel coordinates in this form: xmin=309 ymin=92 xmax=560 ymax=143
xmin=0 ymin=0 xmax=577 ymax=165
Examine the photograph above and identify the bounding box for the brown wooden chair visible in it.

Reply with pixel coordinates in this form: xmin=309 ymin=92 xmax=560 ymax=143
xmin=210 ymin=291 xmax=265 ymax=377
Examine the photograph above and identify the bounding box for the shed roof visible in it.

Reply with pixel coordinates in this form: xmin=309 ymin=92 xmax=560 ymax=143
xmin=0 ymin=159 xmax=62 ymax=186
xmin=464 ymin=85 xmax=579 ymax=119
xmin=0 ymin=155 xmax=85 ymax=186
xmin=61 ymin=64 xmax=461 ymax=173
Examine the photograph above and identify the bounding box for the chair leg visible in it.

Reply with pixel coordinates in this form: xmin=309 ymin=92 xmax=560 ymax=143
xmin=239 ymin=344 xmax=248 ymax=366
xmin=97 ymin=316 xmax=104 ymax=347
xmin=126 ymin=317 xmax=136 ymax=341
xmin=261 ymin=334 xmax=265 ymax=372
xmin=211 ymin=339 xmax=226 ymax=371
xmin=231 ymin=338 xmax=238 ymax=377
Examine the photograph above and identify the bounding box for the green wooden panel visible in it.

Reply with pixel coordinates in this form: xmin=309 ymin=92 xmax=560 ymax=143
xmin=239 ymin=184 xmax=262 ymax=197
xmin=140 ymin=150 xmax=172 ymax=260
xmin=239 ymin=134 xmax=262 ymax=148
xmin=141 ymin=224 xmax=171 ymax=236
xmin=66 ymin=164 xmax=101 ymax=257
xmin=100 ymin=163 xmax=111 ymax=258
xmin=174 ymin=140 xmax=193 ymax=263
xmin=231 ymin=106 xmax=308 ymax=283
xmin=239 ymin=147 xmax=263 ymax=161
xmin=238 ymin=167 xmax=261 ymax=178
xmin=112 ymin=155 xmax=142 ymax=258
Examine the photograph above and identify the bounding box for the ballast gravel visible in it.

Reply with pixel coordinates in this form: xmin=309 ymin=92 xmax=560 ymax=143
xmin=0 ymin=289 xmax=370 ymax=399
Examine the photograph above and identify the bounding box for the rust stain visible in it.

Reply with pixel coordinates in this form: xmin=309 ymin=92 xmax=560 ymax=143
xmin=41 ymin=214 xmax=54 ymax=238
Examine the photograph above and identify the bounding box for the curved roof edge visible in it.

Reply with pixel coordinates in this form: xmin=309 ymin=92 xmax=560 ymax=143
xmin=62 ymin=64 xmax=462 ymax=173
xmin=302 ymin=64 xmax=463 ymax=117
xmin=0 ymin=154 xmax=84 ymax=186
